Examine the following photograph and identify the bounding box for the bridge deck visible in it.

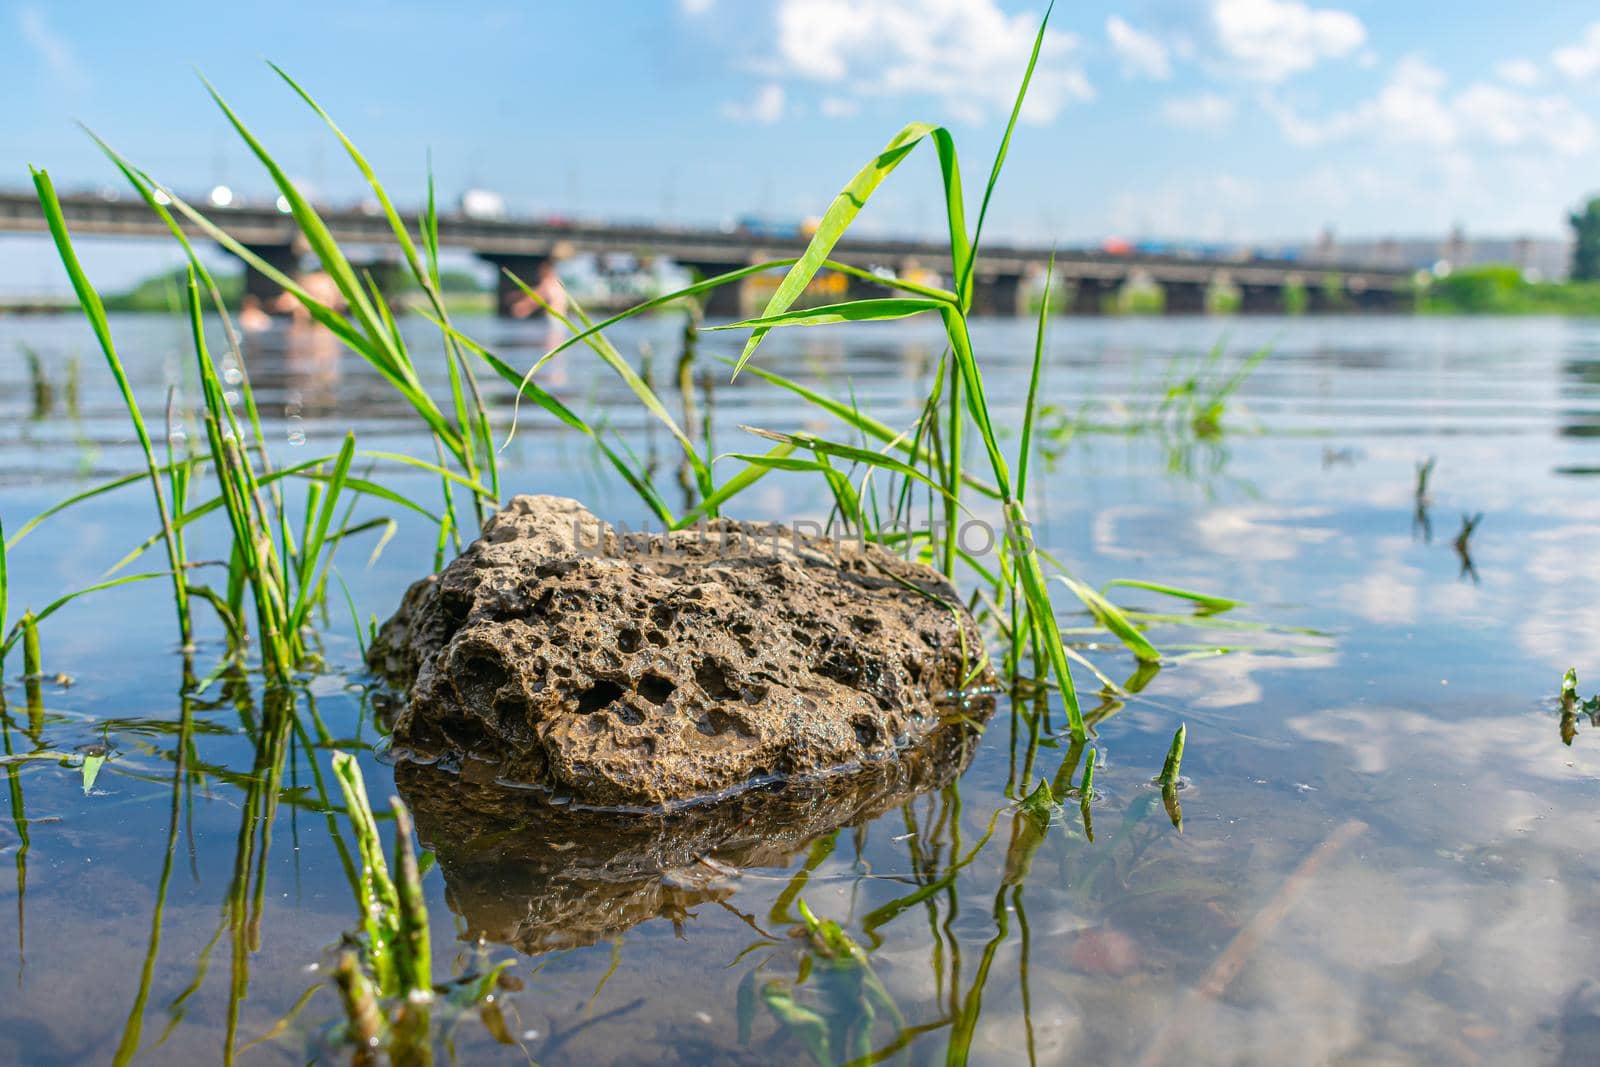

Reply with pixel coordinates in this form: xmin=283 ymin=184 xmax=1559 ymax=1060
xmin=0 ymin=190 xmax=1415 ymax=294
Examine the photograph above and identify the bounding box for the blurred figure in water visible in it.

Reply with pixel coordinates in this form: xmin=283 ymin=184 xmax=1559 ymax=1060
xmin=502 ymin=259 xmax=573 ymax=357
xmin=283 ymin=310 xmax=342 ymax=412
xmin=270 ymin=270 xmax=348 ymax=322
xmin=237 ymin=293 xmax=272 ymax=332
xmin=506 ymin=259 xmax=569 ymax=320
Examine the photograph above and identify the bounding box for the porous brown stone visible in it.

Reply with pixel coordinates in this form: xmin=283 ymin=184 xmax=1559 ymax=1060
xmin=368 ymin=495 xmax=994 ymax=807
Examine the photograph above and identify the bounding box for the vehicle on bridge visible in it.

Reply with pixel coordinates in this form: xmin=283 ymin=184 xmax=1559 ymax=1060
xmin=732 ymin=214 xmax=820 ymax=240
xmin=460 ymin=188 xmax=508 ymax=221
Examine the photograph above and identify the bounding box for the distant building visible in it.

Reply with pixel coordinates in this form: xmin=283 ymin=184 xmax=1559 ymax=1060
xmin=1293 ymin=228 xmax=1572 ymax=280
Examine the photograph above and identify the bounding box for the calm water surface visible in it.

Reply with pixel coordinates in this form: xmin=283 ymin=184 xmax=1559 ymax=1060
xmin=0 ymin=311 xmax=1597 ymax=1065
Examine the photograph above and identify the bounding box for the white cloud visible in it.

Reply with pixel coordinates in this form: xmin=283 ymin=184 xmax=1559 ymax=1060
xmin=819 ymin=96 xmax=860 ymax=118
xmin=1211 ymin=0 xmax=1366 ymax=82
xmin=1266 ymin=55 xmax=1596 ymax=157
xmin=772 ymin=0 xmax=1092 ymax=124
xmin=17 ymin=6 xmax=89 ymax=92
xmin=679 ymin=0 xmax=715 ymax=12
xmin=1455 ymin=83 xmax=1596 ymax=155
xmin=1161 ymin=91 xmax=1236 ymax=129
xmin=721 ymin=82 xmax=786 ymax=123
xmin=1106 ymin=16 xmax=1171 ymax=80
xmin=1495 ymin=58 xmax=1541 ymax=87
xmin=1553 ymin=22 xmax=1600 ymax=80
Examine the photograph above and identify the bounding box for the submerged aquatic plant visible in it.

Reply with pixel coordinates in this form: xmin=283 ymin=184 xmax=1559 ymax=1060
xmin=736 ymin=898 xmax=905 ymax=1066
xmin=325 ymin=753 xmax=522 ymax=1063
xmin=1158 ymin=341 xmax=1270 ymax=440
xmin=1413 ymin=455 xmax=1438 ymax=541
xmin=1157 ymin=722 xmax=1187 ymax=830
xmin=330 ymin=752 xmax=431 ymax=1002
xmin=1454 ymin=511 xmax=1483 ymax=580
xmin=1559 ymin=668 xmax=1600 ymax=746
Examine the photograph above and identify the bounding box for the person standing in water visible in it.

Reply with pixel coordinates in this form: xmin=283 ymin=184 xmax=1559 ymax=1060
xmin=506 ymin=259 xmax=568 ymax=319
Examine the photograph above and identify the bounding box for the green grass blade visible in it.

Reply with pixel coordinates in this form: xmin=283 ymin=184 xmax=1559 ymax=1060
xmin=737 ymin=427 xmax=962 ymax=506
xmin=813 ymin=450 xmax=861 ymax=528
xmin=825 ymin=259 xmax=957 ymax=303
xmin=1210 ymin=341 xmax=1273 ymax=405
xmin=324 ymin=475 xmax=440 ymax=523
xmin=727 ymin=359 xmax=1001 ymax=500
xmin=1016 ymin=253 xmax=1054 ymax=502
xmin=200 ymin=78 xmax=391 ymax=358
xmin=90 ymin=132 xmax=467 ymax=470
xmin=1008 ymin=502 xmax=1083 ymax=736
xmin=708 ymin=297 xmax=945 ymax=331
xmin=330 ymin=753 xmax=402 ymax=991
xmin=1116 ymin=610 xmax=1327 ymax=637
xmin=1053 ymin=574 xmax=1161 ymax=663
xmin=1 ymin=573 xmax=173 ymax=658
xmin=4 ymin=466 xmax=192 ymax=550
xmin=939 ymin=306 xmax=1011 ymax=493
xmin=353 ymin=451 xmax=492 ymax=498
xmin=30 ymin=167 xmax=191 ymax=646
xmin=732 ymin=123 xmax=969 ymax=377
xmin=389 ymin=798 xmax=432 ymax=996
xmin=83 ymin=131 xmax=274 ymax=478
xmin=504 ymin=271 xmax=712 ymax=495
xmin=1159 ymin=723 xmax=1186 ymax=787
xmin=423 ymin=162 xmax=442 ymax=286
xmin=673 ymin=443 xmax=797 ymax=529
xmin=1102 ymin=579 xmax=1242 ymax=613
xmin=334 ymin=571 xmax=367 ymax=658
xmin=505 ymin=259 xmax=799 ymax=407
xmin=101 ymin=454 xmax=457 ymax=578
xmin=720 ymin=453 xmax=831 ymax=475
xmin=503 ymin=257 xmax=953 ymax=434
xmin=269 ymin=65 xmax=430 ymax=289
xmin=292 ymin=432 xmax=356 ymax=626
xmin=0 ymin=516 xmax=7 ymax=647
xmin=87 ymin=134 xmax=368 ymax=352
xmin=442 ymin=325 xmax=626 ymax=439
xmin=962 ymin=2 xmax=1054 ymax=303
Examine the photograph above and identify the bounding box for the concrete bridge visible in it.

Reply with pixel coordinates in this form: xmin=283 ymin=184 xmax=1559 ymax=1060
xmin=0 ymin=189 xmax=1417 ymax=317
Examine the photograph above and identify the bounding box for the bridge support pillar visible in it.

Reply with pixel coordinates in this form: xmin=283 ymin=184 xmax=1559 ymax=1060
xmin=1347 ymin=281 xmax=1410 ymax=313
xmin=1305 ymin=282 xmax=1348 ymax=314
xmin=844 ymin=266 xmax=893 ymax=302
xmin=1238 ymin=283 xmax=1283 ymax=314
xmin=841 ymin=260 xmax=938 ymax=302
xmin=237 ymin=243 xmax=300 ymax=311
xmin=1161 ymin=280 xmax=1208 ymax=315
xmin=678 ymin=259 xmax=753 ymax=319
xmin=972 ymin=272 xmax=1024 ymax=316
xmin=1069 ymin=276 xmax=1116 ymax=314
xmin=480 ymin=254 xmax=555 ymax=318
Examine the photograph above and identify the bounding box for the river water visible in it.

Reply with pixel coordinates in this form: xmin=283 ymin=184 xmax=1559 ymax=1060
xmin=0 ymin=311 xmax=1597 ymax=1065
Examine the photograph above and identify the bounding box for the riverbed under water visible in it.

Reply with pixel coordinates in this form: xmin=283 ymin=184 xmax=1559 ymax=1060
xmin=0 ymin=311 xmax=1597 ymax=1065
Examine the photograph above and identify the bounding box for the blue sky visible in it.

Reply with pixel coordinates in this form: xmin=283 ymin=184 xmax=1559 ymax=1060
xmin=6 ymin=0 xmax=1600 ymax=288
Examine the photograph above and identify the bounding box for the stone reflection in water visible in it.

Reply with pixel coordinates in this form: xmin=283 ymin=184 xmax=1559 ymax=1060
xmin=393 ymin=723 xmax=983 ymax=955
